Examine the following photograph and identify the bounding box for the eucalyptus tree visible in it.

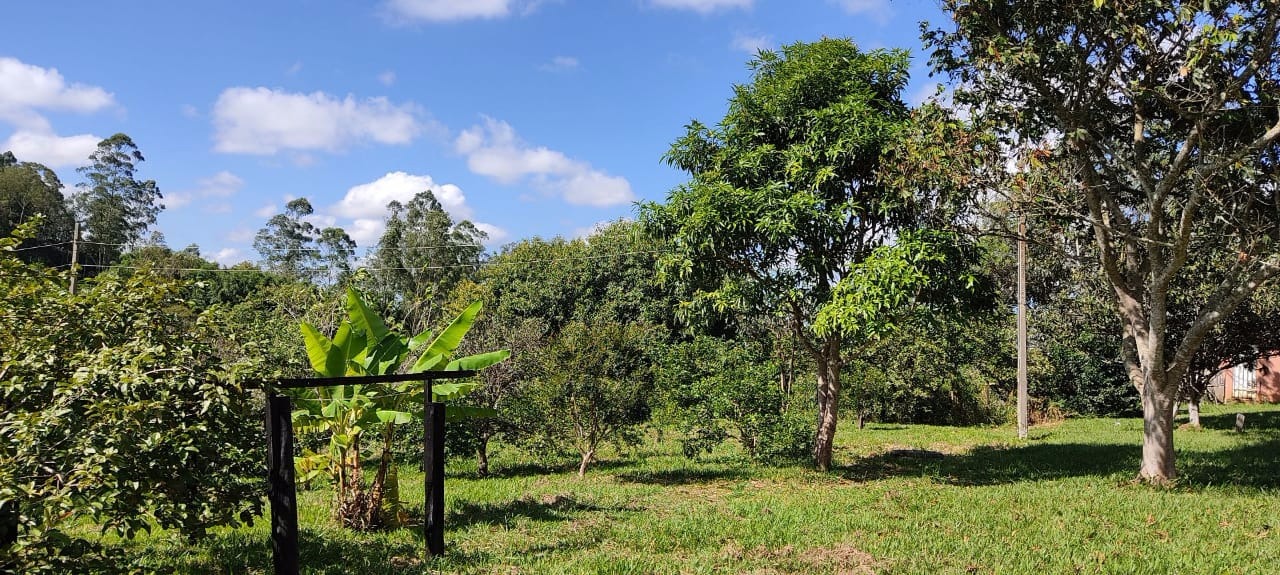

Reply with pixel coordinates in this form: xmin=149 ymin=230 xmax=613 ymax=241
xmin=73 ymin=133 xmax=163 ymax=267
xmin=254 ymin=197 xmax=355 ymax=284
xmin=366 ymin=190 xmax=486 ymax=333
xmin=642 ymin=39 xmax=972 ymax=470
xmin=927 ymin=0 xmax=1280 ymax=482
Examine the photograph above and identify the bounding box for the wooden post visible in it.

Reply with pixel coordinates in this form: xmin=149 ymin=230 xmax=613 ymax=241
xmin=1017 ymin=215 xmax=1029 ymax=440
xmin=69 ymin=221 xmax=79 ymax=295
xmin=423 ymin=388 xmax=446 ymax=556
xmin=0 ymin=500 xmax=16 ymax=549
xmin=266 ymin=395 xmax=299 ymax=575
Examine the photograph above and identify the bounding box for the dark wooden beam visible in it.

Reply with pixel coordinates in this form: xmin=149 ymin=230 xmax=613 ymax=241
xmin=423 ymin=401 xmax=446 ymax=556
xmin=265 ymin=395 xmax=299 ymax=575
xmin=249 ymin=371 xmax=477 ymax=390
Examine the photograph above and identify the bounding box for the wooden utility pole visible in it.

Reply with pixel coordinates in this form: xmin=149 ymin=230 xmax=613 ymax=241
xmin=1017 ymin=215 xmax=1029 ymax=440
xmin=69 ymin=221 xmax=80 ymax=295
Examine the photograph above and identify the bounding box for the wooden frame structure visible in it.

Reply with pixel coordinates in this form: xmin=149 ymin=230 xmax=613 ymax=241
xmin=256 ymin=371 xmax=476 ymax=575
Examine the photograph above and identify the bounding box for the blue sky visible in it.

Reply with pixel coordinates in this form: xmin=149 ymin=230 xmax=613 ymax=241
xmin=1 ymin=0 xmax=948 ymax=266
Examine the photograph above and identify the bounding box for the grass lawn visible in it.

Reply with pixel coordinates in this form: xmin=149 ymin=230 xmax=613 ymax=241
xmin=117 ymin=403 xmax=1279 ymax=574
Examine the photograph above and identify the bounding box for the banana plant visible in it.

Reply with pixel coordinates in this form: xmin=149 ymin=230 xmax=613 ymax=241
xmin=291 ymin=287 xmax=508 ymax=529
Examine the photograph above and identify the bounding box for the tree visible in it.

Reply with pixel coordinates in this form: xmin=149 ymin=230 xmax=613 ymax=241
xmin=516 ymin=320 xmax=655 ymax=476
xmin=642 ymin=39 xmax=959 ymax=470
xmin=255 ymin=198 xmax=320 ymax=279
xmin=0 ymin=154 xmax=73 ymax=267
xmin=253 ymin=197 xmax=355 ymax=284
xmin=1 ymin=223 xmax=262 ymax=571
xmin=927 ymin=0 xmax=1280 ymax=482
xmin=73 ymin=134 xmax=163 ymax=267
xmin=366 ymin=191 xmax=486 ymax=333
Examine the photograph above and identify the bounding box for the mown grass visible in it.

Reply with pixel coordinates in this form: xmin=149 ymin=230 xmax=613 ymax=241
xmin=116 ymin=403 xmax=1279 ymax=574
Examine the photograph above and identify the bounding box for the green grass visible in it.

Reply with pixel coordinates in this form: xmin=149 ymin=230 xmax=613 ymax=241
xmin=116 ymin=403 xmax=1279 ymax=574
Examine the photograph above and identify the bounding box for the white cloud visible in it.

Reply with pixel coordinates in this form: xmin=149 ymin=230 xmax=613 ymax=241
xmin=0 ymin=57 xmax=115 ymax=123
xmin=730 ymin=33 xmax=771 ymax=54
xmin=540 ymin=56 xmax=579 ymax=72
xmin=0 ymin=58 xmax=114 ymax=168
xmin=378 ymin=70 xmax=397 ymax=86
xmin=473 ymin=222 xmax=509 ymax=245
xmin=212 ymin=87 xmax=426 ymax=155
xmin=181 ymin=104 xmax=200 ymax=118
xmin=286 ymin=61 xmax=303 ymax=76
xmin=1 ymin=130 xmax=101 ymax=169
xmin=832 ymin=0 xmax=890 ymax=23
xmin=213 ymin=248 xmax=244 ymax=266
xmin=329 ymin=171 xmax=504 ymax=246
xmin=651 ymin=0 xmax=751 ymax=13
xmin=383 ymin=0 xmax=535 ymax=22
xmin=333 ymin=171 xmax=473 ymax=221
xmin=167 ymin=171 xmax=245 ymax=211
xmin=454 ymin=116 xmax=634 ymax=207
xmin=254 ymin=204 xmax=278 ymax=218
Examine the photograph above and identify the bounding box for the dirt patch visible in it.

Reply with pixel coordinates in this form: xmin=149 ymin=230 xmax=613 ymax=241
xmin=719 ymin=540 xmax=878 ymax=574
xmin=801 ymin=543 xmax=878 ymax=575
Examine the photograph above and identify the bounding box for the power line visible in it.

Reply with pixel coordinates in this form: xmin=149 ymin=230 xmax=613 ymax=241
xmin=11 ymin=240 xmax=71 ymax=252
xmin=76 ymin=240 xmax=482 ymax=254
xmin=71 ymin=249 xmax=667 ymax=274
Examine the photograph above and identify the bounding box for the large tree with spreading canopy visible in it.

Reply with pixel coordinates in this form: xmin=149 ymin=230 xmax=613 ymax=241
xmin=926 ymin=0 xmax=1280 ymax=482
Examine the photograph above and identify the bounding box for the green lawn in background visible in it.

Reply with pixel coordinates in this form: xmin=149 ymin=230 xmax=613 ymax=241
xmin=118 ymin=403 xmax=1279 ymax=574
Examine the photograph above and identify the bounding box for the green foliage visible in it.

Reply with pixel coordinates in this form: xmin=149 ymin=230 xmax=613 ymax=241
xmin=642 ymin=38 xmax=978 ymax=469
xmin=657 ymin=336 xmax=810 ymax=462
xmin=845 ymin=314 xmax=1012 ymax=426
xmin=0 ymin=154 xmax=73 ymax=267
xmin=815 ymin=229 xmax=990 ymax=341
xmin=254 ymin=197 xmax=355 ymax=285
xmin=291 ymin=287 xmax=506 ymax=528
xmin=0 ymin=223 xmax=262 ymax=573
xmin=512 ymin=321 xmax=656 ymax=476
xmin=364 ymin=190 xmax=487 ymax=334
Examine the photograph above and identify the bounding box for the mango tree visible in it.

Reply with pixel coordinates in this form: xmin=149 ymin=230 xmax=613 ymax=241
xmin=642 ymin=39 xmax=972 ymax=470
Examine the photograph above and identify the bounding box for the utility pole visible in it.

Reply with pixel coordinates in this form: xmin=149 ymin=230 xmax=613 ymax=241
xmin=69 ymin=221 xmax=80 ymax=295
xmin=1017 ymin=215 xmax=1029 ymax=440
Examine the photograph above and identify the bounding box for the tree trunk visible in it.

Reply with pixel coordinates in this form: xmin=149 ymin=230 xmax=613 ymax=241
xmin=813 ymin=340 xmax=842 ymax=472
xmin=577 ymin=448 xmax=595 ymax=477
xmin=476 ymin=433 xmax=490 ymax=478
xmin=1188 ymin=391 xmax=1202 ymax=428
xmin=1139 ymin=380 xmax=1177 ymax=483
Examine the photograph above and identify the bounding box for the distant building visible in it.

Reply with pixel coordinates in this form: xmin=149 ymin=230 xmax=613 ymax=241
xmin=1211 ymin=356 xmax=1280 ymax=403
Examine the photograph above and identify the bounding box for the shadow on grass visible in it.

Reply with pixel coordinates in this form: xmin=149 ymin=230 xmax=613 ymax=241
xmin=459 ymin=457 xmax=635 ymax=480
xmin=448 ymin=494 xmax=632 ymax=530
xmin=1199 ymin=410 xmax=1280 ymax=432
xmin=615 ymin=466 xmax=754 ymax=485
xmin=840 ymin=442 xmax=1138 ymax=485
xmin=840 ymin=434 xmax=1280 ymax=490
xmin=135 ymin=526 xmax=496 ymax=575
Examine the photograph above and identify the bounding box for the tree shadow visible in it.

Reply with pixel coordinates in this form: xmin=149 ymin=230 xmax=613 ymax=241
xmin=447 ymin=494 xmax=631 ymax=531
xmin=614 ymin=466 xmax=754 ymax=485
xmin=137 ymin=526 xmax=492 ymax=575
xmin=839 ymin=432 xmax=1280 ymax=490
xmin=1198 ymin=410 xmax=1280 ymax=432
xmin=840 ymin=442 xmax=1137 ymax=485
xmin=464 ymin=457 xmax=636 ymax=479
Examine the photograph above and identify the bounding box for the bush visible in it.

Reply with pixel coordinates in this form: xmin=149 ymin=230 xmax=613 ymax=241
xmin=657 ymin=336 xmax=813 ymax=464
xmin=1 ymin=228 xmax=263 ymax=573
